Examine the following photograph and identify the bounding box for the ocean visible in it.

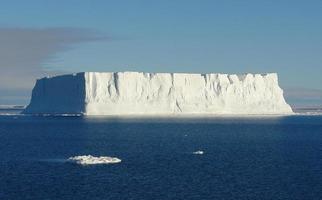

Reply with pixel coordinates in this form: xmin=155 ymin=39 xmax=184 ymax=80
xmin=0 ymin=114 xmax=322 ymax=200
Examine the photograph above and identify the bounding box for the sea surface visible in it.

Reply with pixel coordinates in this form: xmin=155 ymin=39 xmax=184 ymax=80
xmin=1 ymin=114 xmax=322 ymax=200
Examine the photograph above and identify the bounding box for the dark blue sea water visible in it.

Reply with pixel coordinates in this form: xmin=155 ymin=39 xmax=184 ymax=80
xmin=1 ymin=115 xmax=322 ymax=200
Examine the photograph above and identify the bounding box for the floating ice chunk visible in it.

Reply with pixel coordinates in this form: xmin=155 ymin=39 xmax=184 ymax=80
xmin=193 ymin=150 xmax=204 ymax=155
xmin=68 ymin=155 xmax=121 ymax=165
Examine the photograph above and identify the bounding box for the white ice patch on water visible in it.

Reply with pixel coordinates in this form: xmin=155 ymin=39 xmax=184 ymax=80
xmin=193 ymin=150 xmax=204 ymax=155
xmin=68 ymin=155 xmax=121 ymax=165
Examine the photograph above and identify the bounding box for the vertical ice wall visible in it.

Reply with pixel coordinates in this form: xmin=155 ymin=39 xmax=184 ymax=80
xmin=24 ymin=72 xmax=293 ymax=115
xmin=23 ymin=73 xmax=86 ymax=114
xmin=83 ymin=72 xmax=293 ymax=115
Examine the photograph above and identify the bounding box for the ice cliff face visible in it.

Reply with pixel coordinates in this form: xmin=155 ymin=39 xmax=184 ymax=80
xmin=24 ymin=72 xmax=293 ymax=115
xmin=24 ymin=73 xmax=85 ymax=114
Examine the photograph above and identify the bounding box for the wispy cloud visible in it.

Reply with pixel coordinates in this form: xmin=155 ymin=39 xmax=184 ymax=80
xmin=0 ymin=27 xmax=107 ymax=88
xmin=0 ymin=27 xmax=108 ymax=104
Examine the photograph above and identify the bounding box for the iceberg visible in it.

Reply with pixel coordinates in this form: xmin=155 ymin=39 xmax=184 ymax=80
xmin=68 ymin=155 xmax=121 ymax=165
xmin=23 ymin=72 xmax=293 ymax=115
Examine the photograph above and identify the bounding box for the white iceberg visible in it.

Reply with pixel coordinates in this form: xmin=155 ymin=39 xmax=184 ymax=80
xmin=193 ymin=150 xmax=204 ymax=155
xmin=68 ymin=155 xmax=121 ymax=165
xmin=23 ymin=72 xmax=293 ymax=115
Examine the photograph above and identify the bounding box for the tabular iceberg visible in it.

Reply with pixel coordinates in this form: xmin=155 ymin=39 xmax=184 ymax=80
xmin=23 ymin=72 xmax=293 ymax=115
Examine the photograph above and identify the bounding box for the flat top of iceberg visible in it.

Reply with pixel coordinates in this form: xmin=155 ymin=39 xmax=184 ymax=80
xmin=68 ymin=155 xmax=121 ymax=165
xmin=42 ymin=71 xmax=277 ymax=80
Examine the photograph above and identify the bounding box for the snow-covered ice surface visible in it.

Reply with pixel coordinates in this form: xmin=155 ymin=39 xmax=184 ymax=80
xmin=23 ymin=72 xmax=293 ymax=115
xmin=68 ymin=155 xmax=121 ymax=165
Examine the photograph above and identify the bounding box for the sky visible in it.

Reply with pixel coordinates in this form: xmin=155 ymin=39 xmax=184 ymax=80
xmin=0 ymin=0 xmax=321 ymax=107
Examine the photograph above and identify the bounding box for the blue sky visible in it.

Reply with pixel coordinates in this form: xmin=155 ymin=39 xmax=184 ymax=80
xmin=0 ymin=0 xmax=321 ymax=106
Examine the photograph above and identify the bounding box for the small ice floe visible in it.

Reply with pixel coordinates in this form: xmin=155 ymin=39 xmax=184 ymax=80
xmin=193 ymin=150 xmax=204 ymax=155
xmin=68 ymin=155 xmax=121 ymax=165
